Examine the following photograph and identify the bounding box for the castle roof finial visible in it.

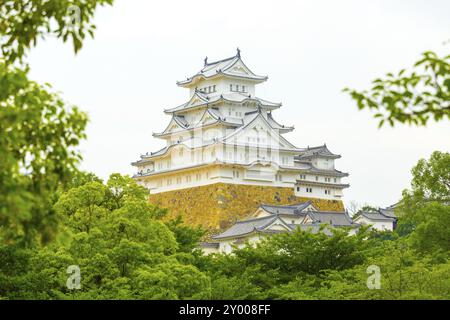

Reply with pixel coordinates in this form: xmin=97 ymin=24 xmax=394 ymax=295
xmin=204 ymin=56 xmax=208 ymax=66
xmin=236 ymin=47 xmax=241 ymax=58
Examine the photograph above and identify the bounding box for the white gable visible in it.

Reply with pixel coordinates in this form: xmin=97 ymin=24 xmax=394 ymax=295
xmin=252 ymin=207 xmax=271 ymax=218
xmin=303 ymin=204 xmax=317 ymax=212
xmin=265 ymin=218 xmax=291 ymax=232
xmin=160 ymin=117 xmax=186 ymax=135
xmin=227 ymin=115 xmax=289 ymax=149
xmin=197 ymin=110 xmax=218 ymax=126
xmin=227 ymin=60 xmax=251 ymax=76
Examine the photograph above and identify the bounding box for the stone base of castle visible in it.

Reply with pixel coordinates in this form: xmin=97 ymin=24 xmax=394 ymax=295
xmin=148 ymin=183 xmax=345 ymax=231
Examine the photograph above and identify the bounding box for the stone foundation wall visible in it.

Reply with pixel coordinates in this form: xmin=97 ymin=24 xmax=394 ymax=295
xmin=149 ymin=183 xmax=345 ymax=231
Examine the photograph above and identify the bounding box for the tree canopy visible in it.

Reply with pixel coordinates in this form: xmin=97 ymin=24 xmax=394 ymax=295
xmin=0 ymin=0 xmax=113 ymax=246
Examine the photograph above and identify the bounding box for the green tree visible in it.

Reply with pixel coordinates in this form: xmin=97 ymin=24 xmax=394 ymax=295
xmin=410 ymin=151 xmax=450 ymax=203
xmin=165 ymin=215 xmax=205 ymax=253
xmin=1 ymin=174 xmax=215 ymax=300
xmin=409 ymin=202 xmax=450 ymax=255
xmin=0 ymin=0 xmax=114 ymax=246
xmin=344 ymin=51 xmax=450 ymax=127
xmin=0 ymin=63 xmax=88 ymax=245
xmin=250 ymin=227 xmax=371 ymax=276
xmin=397 ymin=151 xmax=450 ymax=235
xmin=134 ymin=262 xmax=211 ymax=299
xmin=0 ymin=0 xmax=113 ymax=64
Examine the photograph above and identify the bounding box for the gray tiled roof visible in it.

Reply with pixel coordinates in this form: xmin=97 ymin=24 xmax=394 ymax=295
xmin=212 ymin=215 xmax=284 ymax=239
xmin=307 ymin=211 xmax=355 ymax=226
xmin=296 ymin=145 xmax=341 ymax=160
xmin=212 ymin=208 xmax=358 ymax=240
xmin=296 ymin=164 xmax=349 ymax=177
xmin=164 ymin=92 xmax=281 ymax=114
xmin=379 ymin=208 xmax=397 ymax=219
xmin=360 ymin=211 xmax=396 ymax=221
xmin=266 ymin=113 xmax=293 ymax=132
xmin=177 ymin=53 xmax=267 ymax=86
xmin=260 ymin=201 xmax=313 ymax=215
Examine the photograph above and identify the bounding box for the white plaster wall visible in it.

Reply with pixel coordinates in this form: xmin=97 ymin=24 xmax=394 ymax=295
xmin=189 ymin=78 xmax=256 ymax=98
xmin=142 ymin=166 xmax=299 ymax=194
xmin=295 ymin=185 xmax=340 ymax=200
xmin=314 ymin=158 xmax=335 ymax=170
xmin=200 ymin=246 xmax=219 ymax=255
xmin=354 ymin=216 xmax=394 ymax=231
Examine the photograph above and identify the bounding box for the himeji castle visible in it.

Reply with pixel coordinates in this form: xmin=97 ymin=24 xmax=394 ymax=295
xmin=132 ymin=49 xmax=350 ymax=230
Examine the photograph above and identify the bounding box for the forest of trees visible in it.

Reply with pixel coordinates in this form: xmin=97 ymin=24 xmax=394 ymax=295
xmin=0 ymin=0 xmax=449 ymax=300
xmin=0 ymin=151 xmax=449 ymax=299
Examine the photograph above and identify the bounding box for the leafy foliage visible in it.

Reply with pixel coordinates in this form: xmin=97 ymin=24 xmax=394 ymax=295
xmin=410 ymin=151 xmax=450 ymax=202
xmin=0 ymin=62 xmax=88 ymax=245
xmin=1 ymin=174 xmax=211 ymax=300
xmin=0 ymin=0 xmax=114 ymax=246
xmin=344 ymin=51 xmax=450 ymax=127
xmin=0 ymin=0 xmax=114 ymax=64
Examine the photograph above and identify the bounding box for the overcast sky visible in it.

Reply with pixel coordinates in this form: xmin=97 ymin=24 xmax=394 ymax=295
xmin=27 ymin=0 xmax=449 ymax=208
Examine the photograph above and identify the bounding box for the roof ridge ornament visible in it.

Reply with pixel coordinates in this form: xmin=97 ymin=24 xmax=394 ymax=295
xmin=204 ymin=56 xmax=208 ymax=66
xmin=236 ymin=47 xmax=241 ymax=58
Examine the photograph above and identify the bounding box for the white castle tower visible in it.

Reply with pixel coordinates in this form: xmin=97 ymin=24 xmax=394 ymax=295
xmin=132 ymin=50 xmax=349 ymax=228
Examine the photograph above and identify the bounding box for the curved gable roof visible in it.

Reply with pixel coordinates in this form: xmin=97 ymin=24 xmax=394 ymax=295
xmin=153 ymin=115 xmax=188 ymax=137
xmin=212 ymin=215 xmax=290 ymax=239
xmin=296 ymin=144 xmax=341 ymax=160
xmin=176 ymin=52 xmax=268 ymax=87
xmin=221 ymin=111 xmax=300 ymax=151
xmin=164 ymin=93 xmax=281 ymax=114
xmin=260 ymin=201 xmax=315 ymax=215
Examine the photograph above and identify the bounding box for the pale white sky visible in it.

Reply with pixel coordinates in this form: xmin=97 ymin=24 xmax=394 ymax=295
xmin=27 ymin=0 xmax=450 ymax=208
